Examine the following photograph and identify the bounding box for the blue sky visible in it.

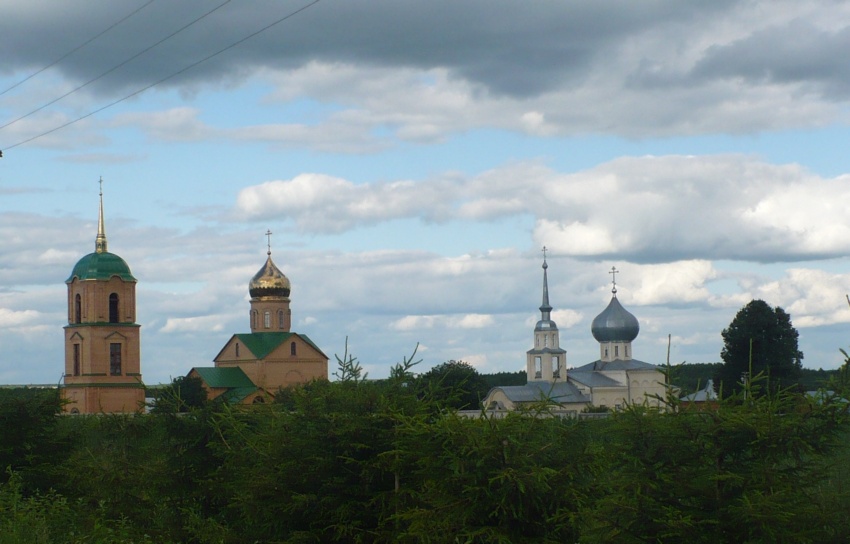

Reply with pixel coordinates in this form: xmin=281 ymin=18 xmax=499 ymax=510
xmin=2 ymin=0 xmax=850 ymax=384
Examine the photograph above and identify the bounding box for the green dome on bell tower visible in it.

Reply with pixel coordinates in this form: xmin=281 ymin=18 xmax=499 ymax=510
xmin=66 ymin=179 xmax=136 ymax=283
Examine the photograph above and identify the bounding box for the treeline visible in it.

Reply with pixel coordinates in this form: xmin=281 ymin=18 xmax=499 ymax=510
xmin=3 ymin=360 xmax=850 ymax=543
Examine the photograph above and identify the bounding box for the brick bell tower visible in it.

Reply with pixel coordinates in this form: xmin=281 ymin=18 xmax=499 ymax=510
xmin=61 ymin=180 xmax=144 ymax=413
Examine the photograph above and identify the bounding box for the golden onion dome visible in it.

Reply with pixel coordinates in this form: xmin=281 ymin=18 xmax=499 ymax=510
xmin=249 ymin=255 xmax=291 ymax=299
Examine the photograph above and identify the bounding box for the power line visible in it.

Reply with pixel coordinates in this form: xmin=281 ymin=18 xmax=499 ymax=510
xmin=0 ymin=0 xmax=157 ymax=97
xmin=0 ymin=0 xmax=234 ymax=132
xmin=1 ymin=0 xmax=321 ymax=153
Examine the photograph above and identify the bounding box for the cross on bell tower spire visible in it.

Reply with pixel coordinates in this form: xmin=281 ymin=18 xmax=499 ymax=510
xmin=265 ymin=229 xmax=273 ymax=256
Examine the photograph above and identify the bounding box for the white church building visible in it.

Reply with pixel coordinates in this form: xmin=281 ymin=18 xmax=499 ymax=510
xmin=482 ymin=256 xmax=668 ymax=414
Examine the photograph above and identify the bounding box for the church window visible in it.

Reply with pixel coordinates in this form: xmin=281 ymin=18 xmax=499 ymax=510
xmin=534 ymin=356 xmax=542 ymax=379
xmin=264 ymin=311 xmax=271 ymax=328
xmin=625 ymin=345 xmax=629 ymax=358
xmin=614 ymin=345 xmax=619 ymax=358
xmin=553 ymin=356 xmax=560 ymax=378
xmin=536 ymin=336 xmax=540 ymax=347
xmin=604 ymin=348 xmax=609 ymax=358
xmin=278 ymin=310 xmax=285 ymax=329
xmin=251 ymin=311 xmax=258 ymax=330
xmin=73 ymin=344 xmax=80 ymax=376
xmin=551 ymin=333 xmax=555 ymax=346
xmin=109 ymin=343 xmax=122 ymax=375
xmin=544 ymin=335 xmax=548 ymax=347
xmin=290 ymin=342 xmax=297 ymax=356
xmin=109 ymin=293 xmax=119 ymax=323
xmin=74 ymin=294 xmax=81 ymax=323
xmin=235 ymin=343 xmax=240 ymax=357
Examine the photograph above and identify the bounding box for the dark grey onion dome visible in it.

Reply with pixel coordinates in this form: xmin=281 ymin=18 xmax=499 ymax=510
xmin=591 ymin=296 xmax=639 ymax=342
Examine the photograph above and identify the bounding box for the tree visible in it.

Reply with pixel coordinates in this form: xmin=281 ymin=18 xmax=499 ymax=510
xmin=151 ymin=375 xmax=207 ymax=413
xmin=715 ymin=299 xmax=803 ymax=395
xmin=416 ymin=360 xmax=490 ymax=410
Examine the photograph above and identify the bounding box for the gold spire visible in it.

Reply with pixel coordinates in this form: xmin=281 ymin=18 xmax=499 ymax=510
xmin=95 ymin=177 xmax=107 ymax=254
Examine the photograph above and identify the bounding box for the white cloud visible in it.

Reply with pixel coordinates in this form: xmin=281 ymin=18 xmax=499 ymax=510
xmin=456 ymin=314 xmax=496 ymax=329
xmin=390 ymin=313 xmax=496 ymax=331
xmin=625 ymin=261 xmax=717 ymax=306
xmin=0 ymin=308 xmax=40 ymax=327
xmin=457 ymin=353 xmax=488 ymax=369
xmin=160 ymin=315 xmax=227 ymax=333
xmin=236 ymin=155 xmax=850 ymax=264
xmin=113 ymin=108 xmax=210 ymax=142
xmin=524 ymin=309 xmax=583 ymax=330
xmin=753 ymin=268 xmax=850 ymax=328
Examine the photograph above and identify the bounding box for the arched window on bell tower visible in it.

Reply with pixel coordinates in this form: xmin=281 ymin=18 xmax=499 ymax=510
xmin=278 ymin=310 xmax=285 ymax=329
xmin=75 ymin=294 xmax=82 ymax=323
xmin=109 ymin=293 xmax=119 ymax=323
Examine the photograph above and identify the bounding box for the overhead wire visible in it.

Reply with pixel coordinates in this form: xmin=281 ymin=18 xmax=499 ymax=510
xmin=0 ymin=0 xmax=234 ymax=132
xmin=1 ymin=0 xmax=321 ymax=153
xmin=0 ymin=0 xmax=157 ymax=97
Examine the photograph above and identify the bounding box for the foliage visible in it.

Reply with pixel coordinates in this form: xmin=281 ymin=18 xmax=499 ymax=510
xmin=666 ymin=362 xmax=722 ymax=395
xmin=716 ymin=300 xmax=803 ymax=395
xmin=828 ymin=349 xmax=850 ymax=399
xmin=2 ymin=348 xmax=850 ymax=542
xmin=416 ymin=360 xmax=490 ymax=410
xmin=582 ymin=376 xmax=850 ymax=543
xmin=481 ymin=371 xmax=526 ymax=389
xmin=395 ymin=412 xmax=594 ymax=543
xmin=332 ymin=337 xmax=367 ymax=383
xmin=151 ymin=375 xmax=207 ymax=413
xmin=0 ymin=388 xmax=66 ymax=491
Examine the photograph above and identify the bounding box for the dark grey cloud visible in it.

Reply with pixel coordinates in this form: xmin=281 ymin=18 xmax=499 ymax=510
xmin=1 ymin=0 xmax=735 ymax=98
xmin=692 ymin=20 xmax=850 ymax=98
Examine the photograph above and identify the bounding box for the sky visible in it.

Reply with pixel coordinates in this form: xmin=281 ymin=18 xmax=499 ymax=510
xmin=2 ymin=0 xmax=850 ymax=385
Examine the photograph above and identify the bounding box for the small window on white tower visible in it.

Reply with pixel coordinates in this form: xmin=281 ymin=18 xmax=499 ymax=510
xmin=615 ymin=345 xmax=619 ymax=358
xmin=551 ymin=333 xmax=555 ymax=347
xmin=264 ymin=311 xmax=271 ymax=328
xmin=534 ymin=356 xmax=542 ymax=379
xmin=553 ymin=356 xmax=560 ymax=378
xmin=544 ymin=335 xmax=548 ymax=347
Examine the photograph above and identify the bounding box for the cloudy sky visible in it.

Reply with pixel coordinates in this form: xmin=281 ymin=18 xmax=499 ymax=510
xmin=2 ymin=0 xmax=850 ymax=385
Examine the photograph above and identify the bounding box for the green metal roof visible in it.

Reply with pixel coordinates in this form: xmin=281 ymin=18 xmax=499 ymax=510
xmin=220 ymin=386 xmax=259 ymax=403
xmin=234 ymin=332 xmax=326 ymax=360
xmin=191 ymin=367 xmax=255 ymax=389
xmin=67 ymin=252 xmax=136 ymax=282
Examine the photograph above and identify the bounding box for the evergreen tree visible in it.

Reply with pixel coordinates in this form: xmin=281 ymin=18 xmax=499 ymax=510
xmin=715 ymin=299 xmax=803 ymax=395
